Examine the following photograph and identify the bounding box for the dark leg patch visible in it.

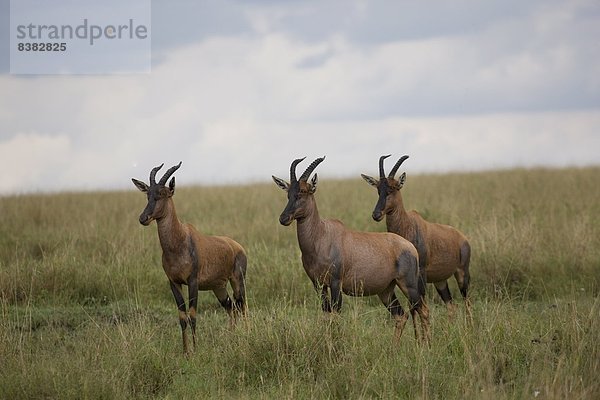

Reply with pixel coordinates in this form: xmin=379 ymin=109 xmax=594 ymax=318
xmin=219 ymin=296 xmax=233 ymax=311
xmin=320 ymin=285 xmax=332 ymax=313
xmin=435 ymin=282 xmax=453 ymax=304
xmin=388 ymin=293 xmax=405 ymax=317
xmin=330 ymin=279 xmax=343 ymax=312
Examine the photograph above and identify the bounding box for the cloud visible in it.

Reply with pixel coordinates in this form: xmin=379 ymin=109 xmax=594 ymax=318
xmin=0 ymin=133 xmax=71 ymax=193
xmin=0 ymin=1 xmax=599 ymax=194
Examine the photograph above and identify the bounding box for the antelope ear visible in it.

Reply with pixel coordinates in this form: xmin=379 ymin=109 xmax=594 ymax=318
xmin=309 ymin=174 xmax=318 ymax=194
xmin=398 ymin=172 xmax=406 ymax=189
xmin=168 ymin=177 xmax=176 ymax=195
xmin=361 ymin=174 xmax=379 ymax=187
xmin=272 ymin=176 xmax=290 ymax=191
xmin=132 ymin=178 xmax=149 ymax=193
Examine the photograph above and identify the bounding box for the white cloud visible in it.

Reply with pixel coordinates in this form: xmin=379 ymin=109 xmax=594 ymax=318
xmin=0 ymin=1 xmax=599 ymax=194
xmin=0 ymin=133 xmax=71 ymax=194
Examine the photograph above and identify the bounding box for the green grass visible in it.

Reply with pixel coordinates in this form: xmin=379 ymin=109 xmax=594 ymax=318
xmin=1 ymin=167 xmax=599 ymax=399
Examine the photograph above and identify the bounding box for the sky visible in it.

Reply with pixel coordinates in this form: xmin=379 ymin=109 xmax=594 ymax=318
xmin=0 ymin=0 xmax=599 ymax=195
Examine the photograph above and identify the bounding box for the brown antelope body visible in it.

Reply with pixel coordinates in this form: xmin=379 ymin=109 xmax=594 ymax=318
xmin=362 ymin=155 xmax=471 ymax=317
xmin=273 ymin=157 xmax=430 ymax=342
xmin=132 ymin=162 xmax=247 ymax=354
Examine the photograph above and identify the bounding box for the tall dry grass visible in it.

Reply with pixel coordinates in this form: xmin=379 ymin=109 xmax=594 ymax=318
xmin=0 ymin=167 xmax=598 ymax=398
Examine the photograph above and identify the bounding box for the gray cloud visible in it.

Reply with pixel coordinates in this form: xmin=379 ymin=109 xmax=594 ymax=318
xmin=0 ymin=0 xmax=599 ymax=194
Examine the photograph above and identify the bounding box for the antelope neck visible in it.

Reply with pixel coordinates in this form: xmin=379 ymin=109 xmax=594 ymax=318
xmin=296 ymin=197 xmax=324 ymax=254
xmin=386 ymin=192 xmax=412 ymax=232
xmin=156 ymin=199 xmax=188 ymax=253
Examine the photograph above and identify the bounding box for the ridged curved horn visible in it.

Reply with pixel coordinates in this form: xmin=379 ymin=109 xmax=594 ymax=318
xmin=158 ymin=161 xmax=182 ymax=185
xmin=290 ymin=157 xmax=306 ymax=183
xmin=149 ymin=164 xmax=164 ymax=185
xmin=389 ymin=155 xmax=409 ymax=179
xmin=299 ymin=156 xmax=325 ymax=181
xmin=379 ymin=155 xmax=391 ymax=179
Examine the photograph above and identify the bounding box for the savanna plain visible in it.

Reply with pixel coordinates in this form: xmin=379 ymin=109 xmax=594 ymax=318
xmin=0 ymin=167 xmax=599 ymax=399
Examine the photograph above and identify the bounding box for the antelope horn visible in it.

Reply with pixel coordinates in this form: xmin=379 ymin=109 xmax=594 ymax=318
xmin=158 ymin=161 xmax=182 ymax=185
xmin=290 ymin=157 xmax=306 ymax=183
xmin=149 ymin=163 xmax=164 ymax=185
xmin=299 ymin=156 xmax=325 ymax=181
xmin=389 ymin=155 xmax=409 ymax=179
xmin=379 ymin=155 xmax=391 ymax=179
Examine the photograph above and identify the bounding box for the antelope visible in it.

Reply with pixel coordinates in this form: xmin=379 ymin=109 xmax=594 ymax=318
xmin=132 ymin=162 xmax=247 ymax=355
xmin=361 ymin=155 xmax=472 ymax=318
xmin=272 ymin=157 xmax=430 ymax=342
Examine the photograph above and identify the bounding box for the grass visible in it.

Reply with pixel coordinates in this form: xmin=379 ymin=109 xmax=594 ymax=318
xmin=0 ymin=167 xmax=599 ymax=399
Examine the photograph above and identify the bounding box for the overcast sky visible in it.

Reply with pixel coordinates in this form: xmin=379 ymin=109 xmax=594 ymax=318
xmin=0 ymin=0 xmax=599 ymax=195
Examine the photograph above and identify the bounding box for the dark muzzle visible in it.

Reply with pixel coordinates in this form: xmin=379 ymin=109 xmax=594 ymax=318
xmin=372 ymin=210 xmax=384 ymax=222
xmin=139 ymin=213 xmax=153 ymax=226
xmin=279 ymin=213 xmax=293 ymax=226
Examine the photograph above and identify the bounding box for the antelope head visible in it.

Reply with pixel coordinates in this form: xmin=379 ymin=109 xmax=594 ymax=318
xmin=361 ymin=155 xmax=408 ymax=221
xmin=272 ymin=156 xmax=325 ymax=226
xmin=132 ymin=162 xmax=182 ymax=225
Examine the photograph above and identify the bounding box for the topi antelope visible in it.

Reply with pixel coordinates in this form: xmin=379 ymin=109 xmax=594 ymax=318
xmin=273 ymin=157 xmax=430 ymax=342
xmin=362 ymin=155 xmax=472 ymax=318
xmin=132 ymin=162 xmax=247 ymax=355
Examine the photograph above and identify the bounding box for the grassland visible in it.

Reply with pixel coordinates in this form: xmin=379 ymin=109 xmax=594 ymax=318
xmin=0 ymin=167 xmax=599 ymax=399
